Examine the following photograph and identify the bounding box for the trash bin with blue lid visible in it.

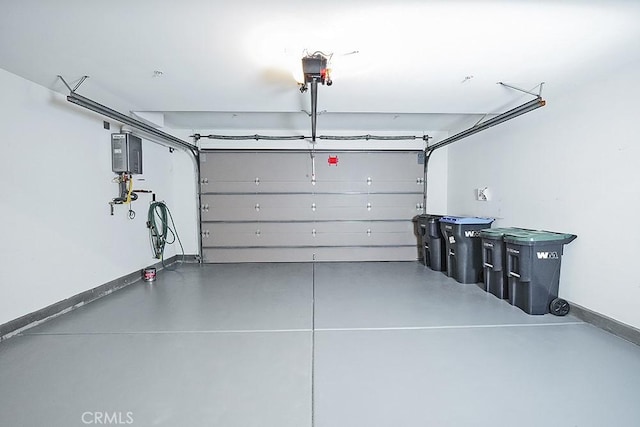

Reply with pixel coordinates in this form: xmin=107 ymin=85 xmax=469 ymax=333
xmin=504 ymin=230 xmax=577 ymax=315
xmin=479 ymin=227 xmax=526 ymax=298
xmin=440 ymin=216 xmax=494 ymax=284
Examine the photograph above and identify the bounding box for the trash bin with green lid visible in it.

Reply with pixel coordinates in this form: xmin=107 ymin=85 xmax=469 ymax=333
xmin=504 ymin=230 xmax=577 ymax=315
xmin=440 ymin=216 xmax=494 ymax=284
xmin=479 ymin=227 xmax=526 ymax=298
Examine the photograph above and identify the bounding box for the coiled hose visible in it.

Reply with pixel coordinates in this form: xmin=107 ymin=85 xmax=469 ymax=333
xmin=147 ymin=201 xmax=185 ymax=268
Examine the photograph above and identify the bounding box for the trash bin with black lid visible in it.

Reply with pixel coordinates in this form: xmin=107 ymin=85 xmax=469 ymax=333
xmin=440 ymin=216 xmax=494 ymax=284
xmin=413 ymin=214 xmax=429 ymax=265
xmin=414 ymin=214 xmax=446 ymax=270
xmin=479 ymin=227 xmax=524 ymax=298
xmin=505 ymin=230 xmax=577 ymax=315
xmin=421 ymin=214 xmax=446 ymax=271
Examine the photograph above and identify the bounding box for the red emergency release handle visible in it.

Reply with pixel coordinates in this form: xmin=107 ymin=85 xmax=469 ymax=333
xmin=328 ymin=156 xmax=339 ymax=166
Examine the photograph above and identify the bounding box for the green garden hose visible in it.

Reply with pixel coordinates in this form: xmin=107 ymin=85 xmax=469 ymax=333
xmin=147 ymin=201 xmax=184 ymax=268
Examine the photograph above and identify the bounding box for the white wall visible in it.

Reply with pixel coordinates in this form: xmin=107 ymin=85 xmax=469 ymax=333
xmin=426 ymin=147 xmax=448 ymax=215
xmin=446 ymin=57 xmax=640 ymax=329
xmin=0 ymin=68 xmax=195 ymax=326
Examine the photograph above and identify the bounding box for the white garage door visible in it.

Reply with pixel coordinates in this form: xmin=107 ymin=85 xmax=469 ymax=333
xmin=199 ymin=150 xmax=424 ymax=263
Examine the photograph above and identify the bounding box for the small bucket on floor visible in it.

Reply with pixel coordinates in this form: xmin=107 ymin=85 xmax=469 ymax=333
xmin=142 ymin=267 xmax=157 ymax=282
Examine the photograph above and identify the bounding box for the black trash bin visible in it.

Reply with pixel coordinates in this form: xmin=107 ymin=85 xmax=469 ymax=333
xmin=423 ymin=215 xmax=446 ymax=271
xmin=414 ymin=214 xmax=429 ymax=265
xmin=440 ymin=216 xmax=494 ymax=284
xmin=505 ymin=230 xmax=577 ymax=315
xmin=479 ymin=227 xmax=523 ymax=298
xmin=414 ymin=214 xmax=446 ymax=270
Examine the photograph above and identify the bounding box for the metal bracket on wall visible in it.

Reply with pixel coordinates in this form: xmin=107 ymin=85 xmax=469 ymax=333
xmin=498 ymin=81 xmax=545 ymax=97
xmin=426 ymin=97 xmax=546 ymax=154
xmin=58 ymin=75 xmax=89 ymax=93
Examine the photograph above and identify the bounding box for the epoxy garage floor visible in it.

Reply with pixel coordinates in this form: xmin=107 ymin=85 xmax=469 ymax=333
xmin=2 ymin=262 xmax=640 ymax=427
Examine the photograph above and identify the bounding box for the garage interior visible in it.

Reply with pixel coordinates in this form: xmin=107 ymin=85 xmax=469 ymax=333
xmin=1 ymin=1 xmax=640 ymax=426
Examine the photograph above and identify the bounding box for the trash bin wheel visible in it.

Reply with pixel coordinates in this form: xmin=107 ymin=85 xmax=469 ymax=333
xmin=550 ymin=298 xmax=570 ymax=316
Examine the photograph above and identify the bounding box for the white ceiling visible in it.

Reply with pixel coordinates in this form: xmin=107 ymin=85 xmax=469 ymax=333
xmin=1 ymin=0 xmax=639 ymax=134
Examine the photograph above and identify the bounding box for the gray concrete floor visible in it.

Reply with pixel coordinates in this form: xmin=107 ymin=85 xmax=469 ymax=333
xmin=1 ymin=262 xmax=640 ymax=427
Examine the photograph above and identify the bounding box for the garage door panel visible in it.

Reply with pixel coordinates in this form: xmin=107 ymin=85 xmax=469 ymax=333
xmin=203 ymin=223 xmax=316 ymax=247
xmin=202 ymin=221 xmax=416 ymax=247
xmin=202 ymin=180 xmax=314 ymax=193
xmin=204 ymin=231 xmax=315 ymax=247
xmin=314 ymin=153 xmax=370 ymax=183
xmin=368 ymin=193 xmax=423 ymax=205
xmin=201 ymin=194 xmax=422 ymax=222
xmin=203 ymin=247 xmax=315 ymax=263
xmin=367 ymin=220 xmax=417 ymax=236
xmin=315 ymin=231 xmax=414 ymax=246
xmin=309 ymin=181 xmax=368 ymax=193
xmin=201 ymin=152 xmax=311 ymax=182
xmin=202 ymin=246 xmax=418 ymax=263
xmin=367 ymin=194 xmax=424 ymax=219
xmin=312 ymin=194 xmax=367 ymax=220
xmin=203 ymin=230 xmax=413 ymax=248
xmin=369 ymin=181 xmax=424 ymax=193
xmin=311 ymin=180 xmax=422 ymax=194
xmin=363 ymin=152 xmax=424 ymax=181
xmin=312 ymin=246 xmax=419 ymax=262
xmin=201 ymin=194 xmax=315 ymax=221
xmin=201 ymin=152 xmax=314 ymax=193
xmin=204 ymin=207 xmax=316 ymax=222
xmin=202 ymin=194 xmax=314 ymax=208
xmin=311 ymin=194 xmax=421 ymax=221
xmin=315 ymin=152 xmax=423 ymax=182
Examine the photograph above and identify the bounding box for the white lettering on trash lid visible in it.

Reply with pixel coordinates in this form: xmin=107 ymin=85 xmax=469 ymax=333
xmin=537 ymin=251 xmax=559 ymax=259
xmin=464 ymin=230 xmax=480 ymax=238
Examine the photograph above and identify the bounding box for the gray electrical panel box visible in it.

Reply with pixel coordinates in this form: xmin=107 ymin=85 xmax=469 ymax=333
xmin=111 ymin=133 xmax=143 ymax=174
